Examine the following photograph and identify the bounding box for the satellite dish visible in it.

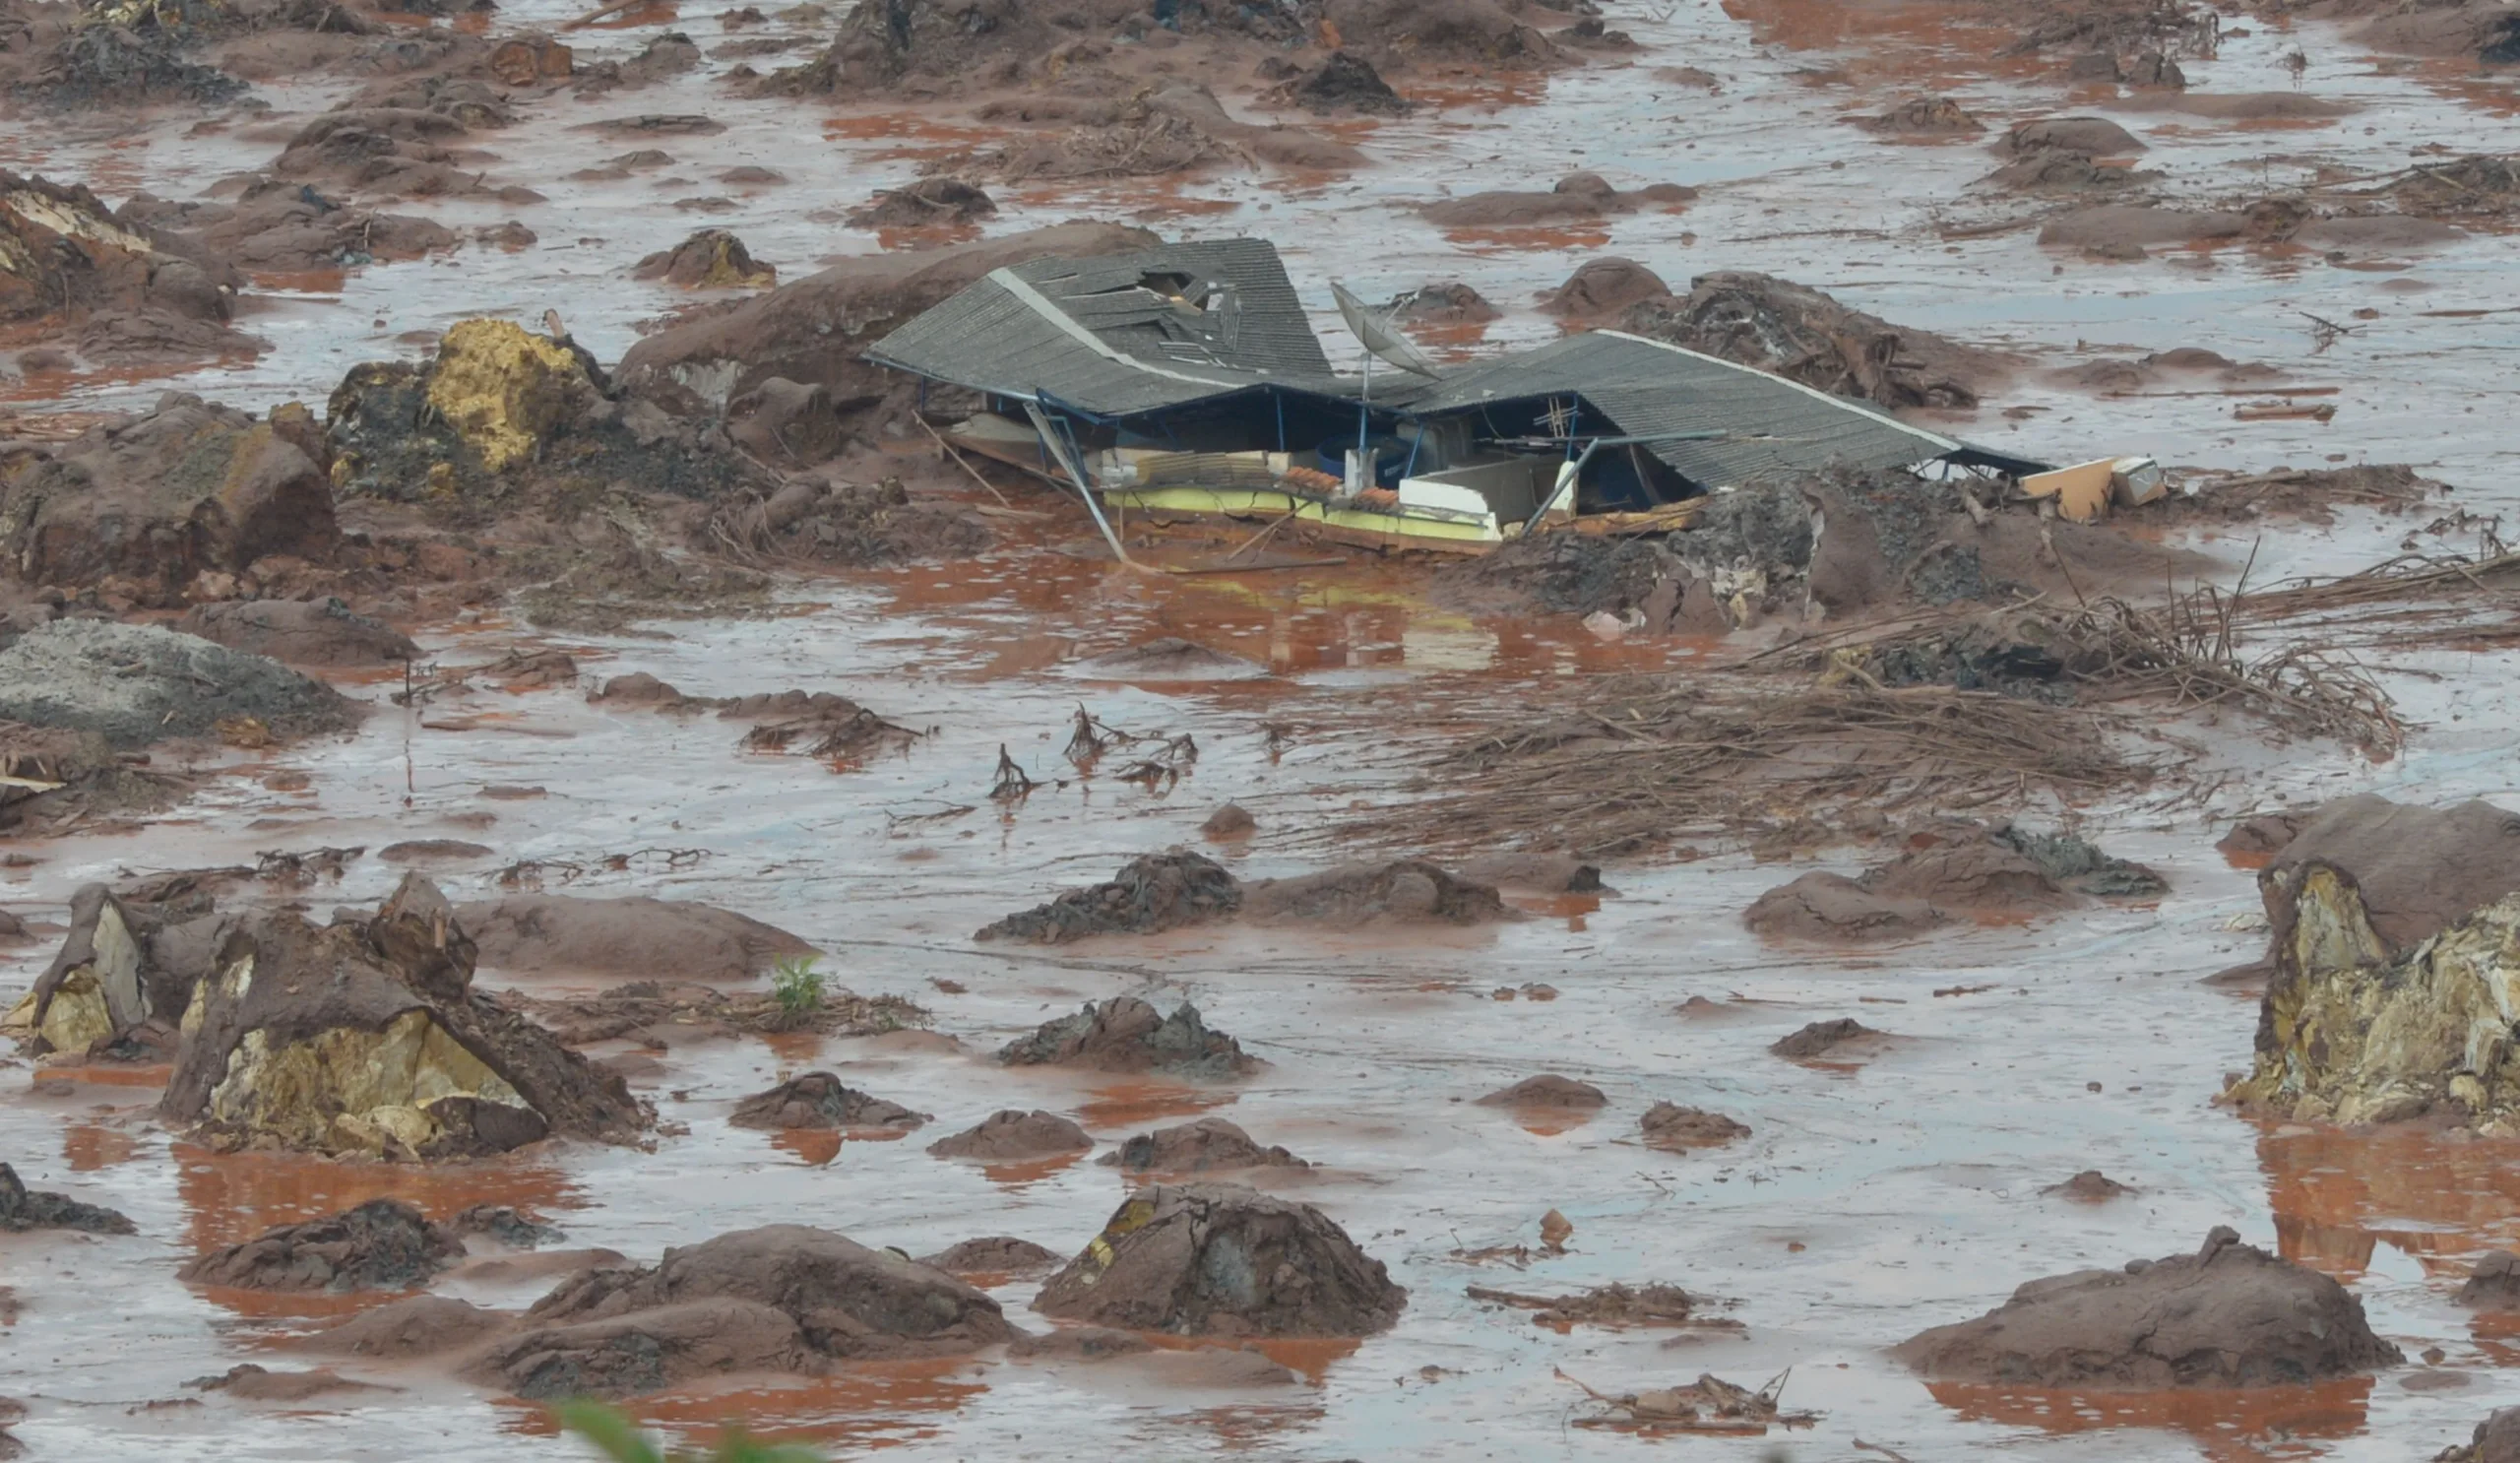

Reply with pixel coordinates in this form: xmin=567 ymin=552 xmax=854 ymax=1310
xmin=1331 ymin=281 xmax=1441 ymax=380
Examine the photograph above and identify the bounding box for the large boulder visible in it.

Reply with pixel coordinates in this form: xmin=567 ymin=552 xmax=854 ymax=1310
xmin=473 ymin=1225 xmax=1011 ymax=1395
xmin=2226 ymin=796 xmax=2520 ymax=1127
xmin=1894 ymin=1227 xmax=2400 ymax=1387
xmin=160 ymin=875 xmax=653 ymax=1158
xmin=1035 ymin=1183 xmax=1405 ymax=1337
xmin=1098 ymin=1116 xmax=1306 ymax=1175
xmin=926 ymin=1109 xmax=1093 ymax=1161
xmin=0 ymin=396 xmax=337 ymax=604
xmin=3 ymin=879 xmax=226 ymax=1057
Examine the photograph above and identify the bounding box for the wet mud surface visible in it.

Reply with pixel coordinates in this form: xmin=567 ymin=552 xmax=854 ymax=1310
xmin=4 ymin=0 xmax=2520 ymax=1454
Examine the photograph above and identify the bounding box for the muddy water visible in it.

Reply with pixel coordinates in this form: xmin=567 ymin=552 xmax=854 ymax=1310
xmin=7 ymin=2 xmax=2520 ymax=1460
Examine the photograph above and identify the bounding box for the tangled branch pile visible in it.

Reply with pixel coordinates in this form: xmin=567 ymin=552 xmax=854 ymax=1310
xmin=1352 ymin=681 xmax=2172 ymax=857
xmin=2052 ymin=594 xmax=2402 ymax=756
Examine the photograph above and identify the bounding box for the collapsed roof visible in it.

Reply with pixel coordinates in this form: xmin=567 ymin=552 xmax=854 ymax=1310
xmin=867 ymin=238 xmax=2034 ymax=484
xmin=862 ymin=237 xmax=1350 ymax=418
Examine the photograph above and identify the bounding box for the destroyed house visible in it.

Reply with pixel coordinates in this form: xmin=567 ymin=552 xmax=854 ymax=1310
xmin=867 ymin=238 xmax=2037 ymax=552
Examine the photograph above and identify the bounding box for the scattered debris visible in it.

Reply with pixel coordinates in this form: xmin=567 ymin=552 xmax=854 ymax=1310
xmin=1470 ymin=1281 xmax=1698 ymax=1328
xmin=1558 ymin=1367 xmax=1815 ymax=1434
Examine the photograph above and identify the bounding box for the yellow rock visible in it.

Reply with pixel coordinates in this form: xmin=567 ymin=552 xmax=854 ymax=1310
xmin=36 ymin=968 xmax=112 ymax=1054
xmin=206 ymin=1007 xmax=529 ymax=1155
xmin=422 ymin=318 xmax=593 ymax=475
xmin=2230 ymin=866 xmax=2520 ymax=1129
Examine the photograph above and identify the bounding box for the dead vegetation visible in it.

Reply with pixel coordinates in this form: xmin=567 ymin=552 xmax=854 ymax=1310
xmin=1352 ymin=681 xmax=2173 ymax=858
xmin=1557 ymin=1367 xmax=1815 ymax=1434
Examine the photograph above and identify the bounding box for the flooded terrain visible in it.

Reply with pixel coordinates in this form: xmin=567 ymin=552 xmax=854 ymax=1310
xmin=5 ymin=0 xmax=2520 ymax=1454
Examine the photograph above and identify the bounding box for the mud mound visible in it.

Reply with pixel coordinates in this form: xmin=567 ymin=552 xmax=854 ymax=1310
xmin=2038 ymin=204 xmax=2243 ymax=249
xmin=919 ymin=1237 xmax=1060 ymax=1278
xmin=176 ymin=598 xmax=416 ymax=667
xmin=927 ymin=1109 xmax=1093 ymax=1160
xmin=633 ymin=228 xmax=775 ymax=288
xmin=328 ymin=317 xmax=761 ymax=523
xmin=294 ymin=1294 xmax=511 ymax=1357
xmin=493 ymin=1225 xmax=1011 ymax=1394
xmin=20 ymin=17 xmax=250 ymax=108
xmin=2253 ymin=795 xmax=2520 ymax=953
xmin=942 ymin=84 xmax=1363 ymax=181
xmin=711 ymin=477 xmax=993 ymax=562
xmin=268 ymin=106 xmax=523 ymax=202
xmin=177 ymin=1199 xmax=465 ymax=1292
xmin=1036 ymin=1183 xmax=1405 ymax=1336
xmin=2004 ymin=115 xmax=2146 ymax=155
xmin=0 ymin=621 xmax=351 ymax=749
xmin=1539 ymin=256 xmax=1669 ymax=318
xmin=451 ymin=1204 xmax=561 ymax=1248
xmin=0 ymin=172 xmax=257 ymax=365
xmin=617 ymin=222 xmax=1155 ymax=423
xmin=1861 ymin=95 xmax=1984 ymax=134
xmin=1100 ymin=1116 xmax=1307 ymax=1174
xmin=470 ymin=1296 xmax=807 ymax=1397
xmin=2045 ymin=1170 xmax=2135 ymax=1199
xmin=1271 ymin=49 xmax=1410 ymax=114
xmin=0 ymin=1162 xmax=134 ymax=1235
xmin=161 ymin=875 xmax=652 ymax=1158
xmin=1325 ymin=0 xmax=1559 ymax=70
xmin=1744 ymin=872 xmax=1945 ymax=942
xmin=1477 ymin=1074 xmax=1606 ymax=1109
xmin=1617 ymin=271 xmax=2007 ymax=410
xmin=1640 ymin=1102 xmax=1749 ymax=1148
xmin=2461 ymin=1251 xmax=2520 ymax=1309
xmin=1771 ymin=1018 xmax=1878 ymax=1057
xmin=1986 ymin=150 xmax=2146 ymax=194
xmin=1426 ymin=173 xmax=1691 ymax=230
xmin=125 ymin=180 xmax=458 ymax=278
xmin=976 ymin=852 xmax=1242 ymax=943
xmin=1895 ymin=1227 xmax=2401 ymax=1386
xmin=843 ymin=177 xmax=996 ymax=229
xmin=455 ymin=893 xmax=813 ymax=982
xmin=1202 ymin=803 xmax=1256 ymax=838
xmin=1390 ymin=281 xmax=1498 ymax=323
xmin=997 ymin=996 xmax=1259 ymax=1078
xmin=1242 ymin=859 xmax=1509 ymax=926
xmin=727 ymin=1072 xmax=928 ymax=1131
xmin=0 ymin=395 xmax=338 ymax=605
xmin=1751 ymin=826 xmax=2157 ymax=941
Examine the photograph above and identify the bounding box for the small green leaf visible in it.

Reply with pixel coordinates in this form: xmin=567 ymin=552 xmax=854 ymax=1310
xmin=553 ymin=1400 xmax=667 ymax=1463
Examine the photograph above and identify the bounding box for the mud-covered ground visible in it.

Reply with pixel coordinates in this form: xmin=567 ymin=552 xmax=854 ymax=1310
xmin=6 ymin=0 xmax=2520 ymax=1455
